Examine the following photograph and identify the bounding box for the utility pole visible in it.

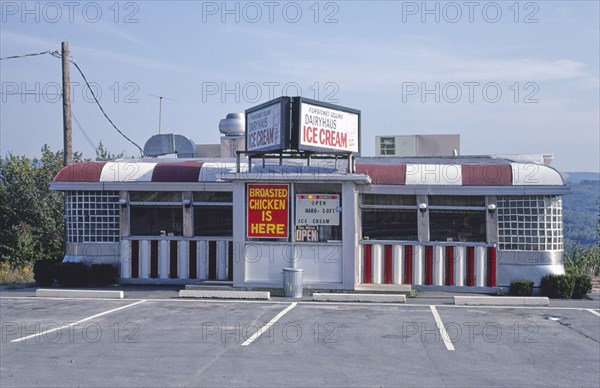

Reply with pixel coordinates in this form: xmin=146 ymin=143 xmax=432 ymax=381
xmin=62 ymin=41 xmax=72 ymax=166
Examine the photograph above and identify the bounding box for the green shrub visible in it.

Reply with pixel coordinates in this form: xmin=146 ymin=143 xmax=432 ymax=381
xmin=33 ymin=260 xmax=59 ymax=287
xmin=564 ymin=244 xmax=600 ymax=277
xmin=540 ymin=274 xmax=575 ymax=299
xmin=56 ymin=262 xmax=90 ymax=287
xmin=90 ymin=264 xmax=118 ymax=286
xmin=509 ymin=279 xmax=534 ymax=296
xmin=571 ymin=274 xmax=592 ymax=299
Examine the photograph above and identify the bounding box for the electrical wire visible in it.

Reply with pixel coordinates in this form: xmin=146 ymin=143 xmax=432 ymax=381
xmin=0 ymin=92 xmax=61 ymax=96
xmin=0 ymin=50 xmax=54 ymax=61
xmin=72 ymin=111 xmax=98 ymax=156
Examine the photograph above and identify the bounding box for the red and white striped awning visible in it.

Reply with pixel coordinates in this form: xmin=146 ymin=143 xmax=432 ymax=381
xmin=52 ymin=159 xmax=565 ymax=186
xmin=53 ymin=160 xmax=237 ymax=183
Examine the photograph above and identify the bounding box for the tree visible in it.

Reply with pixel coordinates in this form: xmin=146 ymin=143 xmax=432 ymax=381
xmin=0 ymin=146 xmax=76 ymax=266
xmin=96 ymin=140 xmax=126 ymax=160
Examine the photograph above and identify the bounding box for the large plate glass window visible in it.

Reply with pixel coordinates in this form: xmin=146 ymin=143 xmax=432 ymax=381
xmin=129 ymin=192 xmax=183 ymax=236
xmin=428 ymin=196 xmax=486 ymax=242
xmin=193 ymin=191 xmax=233 ymax=237
xmin=361 ymin=194 xmax=417 ymax=241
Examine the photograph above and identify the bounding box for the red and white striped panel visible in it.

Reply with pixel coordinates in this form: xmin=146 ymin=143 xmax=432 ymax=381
xmin=361 ymin=243 xmax=496 ymax=287
xmin=121 ymin=239 xmax=233 ymax=280
xmin=405 ymin=164 xmax=463 ymax=185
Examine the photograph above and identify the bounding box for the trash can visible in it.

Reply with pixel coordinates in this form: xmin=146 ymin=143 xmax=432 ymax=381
xmin=282 ymin=268 xmax=304 ymax=298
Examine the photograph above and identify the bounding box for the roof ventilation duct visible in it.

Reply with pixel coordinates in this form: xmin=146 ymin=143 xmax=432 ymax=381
xmin=219 ymin=113 xmax=245 ymax=137
xmin=143 ymin=134 xmax=197 ymax=158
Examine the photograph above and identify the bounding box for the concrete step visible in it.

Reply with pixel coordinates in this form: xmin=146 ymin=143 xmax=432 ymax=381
xmin=354 ymin=284 xmax=412 ymax=293
xmin=313 ymin=293 xmax=406 ymax=303
xmin=179 ymin=289 xmax=270 ymax=300
xmin=36 ymin=289 xmax=124 ymax=299
xmin=185 ymin=284 xmax=235 ymax=291
xmin=454 ymin=296 xmax=549 ymax=306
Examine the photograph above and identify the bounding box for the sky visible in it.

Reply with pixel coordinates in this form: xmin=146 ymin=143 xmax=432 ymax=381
xmin=0 ymin=0 xmax=598 ymax=172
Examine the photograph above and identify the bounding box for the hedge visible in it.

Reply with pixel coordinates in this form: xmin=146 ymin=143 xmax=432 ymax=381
xmin=90 ymin=264 xmax=118 ymax=286
xmin=509 ymin=279 xmax=534 ymax=296
xmin=55 ymin=262 xmax=90 ymax=287
xmin=33 ymin=260 xmax=59 ymax=287
xmin=571 ymin=274 xmax=592 ymax=299
xmin=540 ymin=274 xmax=575 ymax=299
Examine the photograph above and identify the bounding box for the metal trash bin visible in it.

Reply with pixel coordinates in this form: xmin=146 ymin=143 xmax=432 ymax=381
xmin=282 ymin=268 xmax=304 ymax=298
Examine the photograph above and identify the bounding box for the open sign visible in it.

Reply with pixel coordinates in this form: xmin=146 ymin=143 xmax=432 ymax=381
xmin=295 ymin=225 xmax=318 ymax=242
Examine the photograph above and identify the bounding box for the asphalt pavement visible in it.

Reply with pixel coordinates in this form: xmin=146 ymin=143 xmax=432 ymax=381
xmin=1 ymin=285 xmax=599 ymax=387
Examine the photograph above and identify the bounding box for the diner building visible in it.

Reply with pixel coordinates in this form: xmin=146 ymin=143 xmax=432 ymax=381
xmin=50 ymin=98 xmax=570 ymax=291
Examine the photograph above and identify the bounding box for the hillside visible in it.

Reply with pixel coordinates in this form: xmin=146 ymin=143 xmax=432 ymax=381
xmin=562 ymin=173 xmax=599 ymax=248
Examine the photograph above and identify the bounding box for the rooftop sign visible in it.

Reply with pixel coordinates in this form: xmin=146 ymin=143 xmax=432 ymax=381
xmin=245 ymin=97 xmax=290 ymax=153
xmin=296 ymin=99 xmax=360 ymax=154
xmin=245 ymin=97 xmax=360 ymax=155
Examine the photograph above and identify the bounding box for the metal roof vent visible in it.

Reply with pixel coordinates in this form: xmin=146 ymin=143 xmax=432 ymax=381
xmin=219 ymin=113 xmax=245 ymax=137
xmin=143 ymin=134 xmax=197 ymax=158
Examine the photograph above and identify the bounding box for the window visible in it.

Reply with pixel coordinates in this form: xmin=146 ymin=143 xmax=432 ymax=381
xmin=361 ymin=195 xmax=417 ymax=241
xmin=429 ymin=196 xmax=485 ymax=207
xmin=429 ymin=210 xmax=486 ymax=242
xmin=193 ymin=191 xmax=233 ymax=237
xmin=428 ymin=196 xmax=486 ymax=242
xmin=362 ymin=194 xmax=415 ymax=206
xmin=65 ymin=191 xmax=120 ymax=243
xmin=129 ymin=191 xmax=183 ymax=236
xmin=497 ymin=196 xmax=563 ymax=251
xmin=362 ymin=209 xmax=418 ymax=241
xmin=130 ymin=191 xmax=181 ymax=203
xmin=193 ymin=192 xmax=232 ymax=203
xmin=379 ymin=137 xmax=396 ymax=155
xmin=130 ymin=206 xmax=183 ymax=236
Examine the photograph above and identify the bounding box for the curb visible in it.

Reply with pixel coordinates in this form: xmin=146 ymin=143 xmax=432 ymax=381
xmin=454 ymin=296 xmax=549 ymax=306
xmin=179 ymin=290 xmax=270 ymax=300
xmin=313 ymin=293 xmax=406 ymax=303
xmin=35 ymin=289 xmax=124 ymax=299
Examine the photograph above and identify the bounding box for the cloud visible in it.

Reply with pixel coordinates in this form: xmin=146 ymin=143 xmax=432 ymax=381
xmin=0 ymin=30 xmax=221 ymax=78
xmin=84 ymin=20 xmax=150 ymax=49
xmin=265 ymin=48 xmax=588 ymax=91
xmin=0 ymin=31 xmax=59 ymax=52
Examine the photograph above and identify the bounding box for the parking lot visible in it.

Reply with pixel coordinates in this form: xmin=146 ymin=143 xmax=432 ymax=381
xmin=1 ymin=294 xmax=599 ymax=387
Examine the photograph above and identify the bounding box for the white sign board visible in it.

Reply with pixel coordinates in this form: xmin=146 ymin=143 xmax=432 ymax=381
xmin=295 ymin=194 xmax=340 ymax=226
xmin=299 ymin=102 xmax=359 ymax=153
xmin=246 ymin=101 xmax=282 ymax=152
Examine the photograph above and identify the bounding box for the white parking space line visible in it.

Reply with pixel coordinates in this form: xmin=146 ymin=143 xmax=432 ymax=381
xmin=10 ymin=299 xmax=147 ymax=343
xmin=586 ymin=309 xmax=600 ymax=317
xmin=241 ymin=302 xmax=297 ymax=346
xmin=430 ymin=305 xmax=455 ymax=351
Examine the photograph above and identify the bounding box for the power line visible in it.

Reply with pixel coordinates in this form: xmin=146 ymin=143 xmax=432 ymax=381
xmin=72 ymin=111 xmax=98 ymax=155
xmin=0 ymin=50 xmax=55 ymax=61
xmin=49 ymin=51 xmax=144 ymax=156
xmin=0 ymin=92 xmax=62 ymax=96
